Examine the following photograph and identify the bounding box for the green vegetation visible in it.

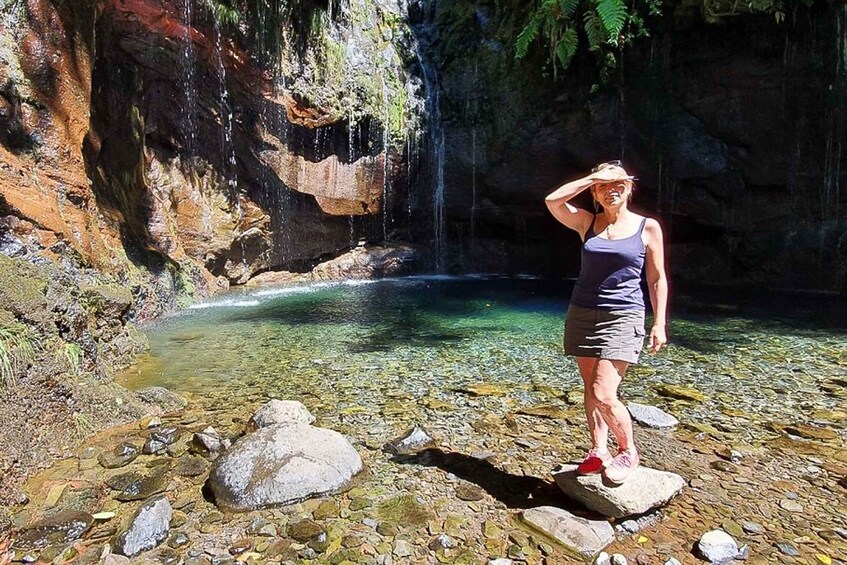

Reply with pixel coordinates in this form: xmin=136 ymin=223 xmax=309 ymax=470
xmin=513 ymin=0 xmax=817 ymax=79
xmin=0 ymin=325 xmax=36 ymax=388
xmin=63 ymin=342 xmax=83 ymax=376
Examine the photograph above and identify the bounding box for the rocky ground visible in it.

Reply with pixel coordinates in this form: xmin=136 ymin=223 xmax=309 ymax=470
xmin=2 ymin=387 xmax=845 ymax=565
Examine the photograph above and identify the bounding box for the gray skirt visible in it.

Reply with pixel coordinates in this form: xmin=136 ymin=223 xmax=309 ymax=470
xmin=564 ymin=305 xmax=646 ymax=364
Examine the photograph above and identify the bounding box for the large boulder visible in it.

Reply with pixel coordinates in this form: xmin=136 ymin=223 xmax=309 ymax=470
xmin=209 ymin=423 xmax=362 ymax=511
xmin=552 ymin=464 xmax=685 ymax=518
xmin=520 ymin=506 xmax=614 ymax=558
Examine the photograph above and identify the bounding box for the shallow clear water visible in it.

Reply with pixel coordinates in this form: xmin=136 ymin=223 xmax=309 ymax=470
xmin=120 ymin=276 xmax=847 ymax=447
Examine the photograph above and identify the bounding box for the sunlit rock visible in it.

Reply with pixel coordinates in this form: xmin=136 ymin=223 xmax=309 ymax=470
xmin=208 ymin=423 xmax=362 ymax=511
xmin=552 ymin=464 xmax=686 ymax=518
xmin=520 ymin=506 xmax=613 ymax=558
xmin=114 ymin=495 xmax=172 ymax=557
xmin=383 ymin=426 xmax=436 ymax=455
xmin=249 ymin=399 xmax=316 ymax=429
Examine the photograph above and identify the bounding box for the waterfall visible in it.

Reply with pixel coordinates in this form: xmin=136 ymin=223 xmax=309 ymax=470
xmin=381 ymin=74 xmax=392 ymax=241
xmin=213 ymin=18 xmax=239 ymax=217
xmin=412 ymin=32 xmax=446 ymax=272
xmin=180 ymin=0 xmax=197 ymax=177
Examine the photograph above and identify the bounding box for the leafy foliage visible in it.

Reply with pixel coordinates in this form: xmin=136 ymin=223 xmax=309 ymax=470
xmin=514 ymin=0 xmax=809 ymax=78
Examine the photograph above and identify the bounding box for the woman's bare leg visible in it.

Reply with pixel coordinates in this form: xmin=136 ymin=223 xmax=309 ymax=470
xmin=576 ymin=357 xmax=608 ymax=451
xmin=590 ymin=359 xmax=636 ymax=452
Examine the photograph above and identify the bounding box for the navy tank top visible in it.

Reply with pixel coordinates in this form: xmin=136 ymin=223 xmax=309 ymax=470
xmin=570 ymin=216 xmax=647 ymax=311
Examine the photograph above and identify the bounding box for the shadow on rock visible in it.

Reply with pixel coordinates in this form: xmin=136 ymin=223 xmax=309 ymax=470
xmin=391 ymin=448 xmax=582 ymax=511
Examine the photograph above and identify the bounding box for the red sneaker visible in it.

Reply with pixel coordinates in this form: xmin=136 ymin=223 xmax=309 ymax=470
xmin=576 ymin=448 xmax=612 ymax=475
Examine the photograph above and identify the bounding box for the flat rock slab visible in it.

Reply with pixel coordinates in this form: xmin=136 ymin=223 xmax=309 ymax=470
xmin=553 ymin=464 xmax=686 ymax=518
xmin=520 ymin=506 xmax=614 ymax=558
xmin=627 ymin=403 xmax=679 ymax=428
xmin=209 ymin=423 xmax=362 ymax=511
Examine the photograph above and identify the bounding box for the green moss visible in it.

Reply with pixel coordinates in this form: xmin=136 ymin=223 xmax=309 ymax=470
xmin=0 ymin=255 xmax=49 ymax=316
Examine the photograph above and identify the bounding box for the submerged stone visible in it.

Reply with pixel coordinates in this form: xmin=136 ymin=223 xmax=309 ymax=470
xmin=552 ymin=464 xmax=685 ymax=518
xmin=654 ymin=384 xmax=707 ymax=402
xmin=12 ymin=510 xmax=94 ymax=550
xmin=783 ymin=423 xmax=839 ymax=441
xmin=376 ymin=494 xmax=432 ymax=527
xmin=383 ymin=426 xmax=436 ymax=455
xmin=520 ymin=506 xmax=614 ymax=558
xmin=627 ymin=403 xmax=680 ymax=428
xmin=516 ymin=405 xmax=571 ymax=419
xmin=208 ymin=423 xmax=362 ymax=511
xmin=452 ymin=383 xmax=510 ymax=397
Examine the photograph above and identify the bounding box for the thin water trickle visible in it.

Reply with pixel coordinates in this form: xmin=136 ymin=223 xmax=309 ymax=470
xmin=213 ymin=17 xmax=240 ymax=217
xmin=180 ymin=0 xmax=197 ymax=181
xmin=411 ymin=2 xmax=446 ymax=272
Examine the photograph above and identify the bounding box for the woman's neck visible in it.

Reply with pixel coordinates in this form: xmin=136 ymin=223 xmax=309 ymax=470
xmin=601 ymin=205 xmax=630 ymax=224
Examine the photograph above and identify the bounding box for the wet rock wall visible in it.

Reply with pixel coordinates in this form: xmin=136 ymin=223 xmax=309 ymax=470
xmin=418 ymin=1 xmax=847 ymax=291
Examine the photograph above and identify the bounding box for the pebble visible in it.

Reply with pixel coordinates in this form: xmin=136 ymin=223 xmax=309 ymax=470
xmin=697 ymin=530 xmax=738 ymax=563
xmin=776 ymin=543 xmax=800 ymax=557
xmin=620 ymin=520 xmax=639 ymax=533
xmin=392 ymin=540 xmax=413 ymax=557
xmin=741 ymin=521 xmax=764 ymax=534
xmin=611 ymin=555 xmax=628 ymax=565
xmin=778 ymin=499 xmax=804 ymax=512
xmin=595 ymin=552 xmax=611 ymax=565
xmin=664 ymin=559 xmax=682 ymax=565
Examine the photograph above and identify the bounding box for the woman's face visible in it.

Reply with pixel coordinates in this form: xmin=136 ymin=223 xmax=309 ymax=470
xmin=592 ymin=180 xmax=632 ymax=208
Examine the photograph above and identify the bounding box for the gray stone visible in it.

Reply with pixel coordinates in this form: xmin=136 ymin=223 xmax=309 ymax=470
xmin=114 ymin=495 xmax=172 ymax=557
xmin=383 ymin=426 xmax=436 ymax=455
xmin=620 ymin=519 xmax=639 ymax=533
xmin=611 ymin=555 xmax=627 ymax=565
xmin=697 ymin=530 xmax=738 ymax=564
xmin=741 ymin=521 xmax=763 ymax=534
xmin=520 ymin=506 xmax=614 ymax=558
xmin=136 ymin=387 xmax=187 ymax=412
xmin=776 ymin=543 xmax=800 ymax=556
xmin=736 ymin=544 xmax=750 ymax=560
xmin=249 ymin=399 xmax=315 ymax=429
xmin=102 ymin=556 xmax=131 ymax=565
xmin=552 ymin=464 xmax=686 ymax=518
xmin=594 ymin=552 xmax=611 ymax=565
xmin=488 ymin=560 xmax=514 ymax=565
xmin=209 ymin=423 xmax=362 ymax=511
xmin=664 ymin=559 xmax=682 ymax=565
xmin=192 ymin=427 xmax=228 ymax=454
xmin=98 ymin=442 xmax=140 ymax=469
xmin=627 ymin=403 xmax=679 ymax=428
xmin=393 ymin=539 xmax=413 ymax=557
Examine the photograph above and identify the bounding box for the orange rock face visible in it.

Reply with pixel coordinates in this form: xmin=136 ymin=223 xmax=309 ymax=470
xmin=0 ymin=0 xmax=405 ymax=288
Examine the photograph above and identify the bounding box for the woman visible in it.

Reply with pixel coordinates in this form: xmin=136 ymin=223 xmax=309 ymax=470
xmin=544 ymin=161 xmax=668 ymax=484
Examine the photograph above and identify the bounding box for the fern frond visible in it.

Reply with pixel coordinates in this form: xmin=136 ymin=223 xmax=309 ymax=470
xmin=559 ymin=0 xmax=581 ymax=17
xmin=595 ymin=0 xmax=628 ymax=42
xmin=555 ymin=26 xmax=579 ymax=71
xmin=583 ymin=9 xmax=607 ymax=51
xmin=515 ymin=12 xmax=544 ymax=59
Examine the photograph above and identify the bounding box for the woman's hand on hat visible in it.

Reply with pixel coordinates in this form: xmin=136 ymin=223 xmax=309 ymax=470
xmin=589 ymin=165 xmax=631 ymax=183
